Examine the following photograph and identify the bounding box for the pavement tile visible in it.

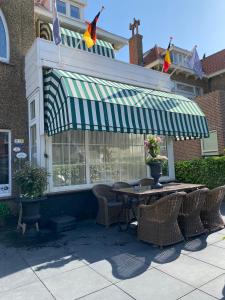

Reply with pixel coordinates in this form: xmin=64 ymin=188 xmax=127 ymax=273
xmin=155 ymin=254 xmax=224 ymax=287
xmin=0 ymin=251 xmax=38 ymax=293
xmin=0 ymin=281 xmax=54 ymax=300
xmin=116 ymin=268 xmax=194 ymax=300
xmin=187 ymin=245 xmax=225 ymax=270
xmin=213 ymin=238 xmax=225 ymax=249
xmin=89 ymin=253 xmax=150 ymax=283
xmin=32 ymin=253 xmax=86 ymax=280
xmin=42 ymin=265 xmax=111 ymax=300
xmin=179 ymin=289 xmax=217 ymax=299
xmin=200 ymin=274 xmax=225 ymax=299
xmin=80 ymin=285 xmax=133 ymax=300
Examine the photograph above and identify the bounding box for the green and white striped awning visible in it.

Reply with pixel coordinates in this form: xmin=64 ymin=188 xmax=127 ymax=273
xmin=44 ymin=69 xmax=209 ymax=138
xmin=40 ymin=22 xmax=115 ymax=59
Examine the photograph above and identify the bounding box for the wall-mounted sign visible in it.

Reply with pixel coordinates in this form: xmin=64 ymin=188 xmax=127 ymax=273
xmin=16 ymin=152 xmax=27 ymax=159
xmin=14 ymin=139 xmax=24 ymax=145
xmin=13 ymin=147 xmax=21 ymax=153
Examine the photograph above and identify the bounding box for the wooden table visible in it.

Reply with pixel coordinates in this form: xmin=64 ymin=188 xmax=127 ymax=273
xmin=113 ymin=183 xmax=205 ymax=231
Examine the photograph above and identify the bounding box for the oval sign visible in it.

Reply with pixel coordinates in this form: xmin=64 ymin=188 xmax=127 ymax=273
xmin=16 ymin=152 xmax=27 ymax=159
xmin=13 ymin=147 xmax=21 ymax=153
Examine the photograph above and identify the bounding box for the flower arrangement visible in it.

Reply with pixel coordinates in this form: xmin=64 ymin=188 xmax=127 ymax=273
xmin=144 ymin=135 xmax=168 ymax=164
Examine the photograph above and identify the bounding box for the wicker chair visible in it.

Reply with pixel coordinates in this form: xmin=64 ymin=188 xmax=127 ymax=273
xmin=138 ymin=192 xmax=186 ymax=247
xmin=201 ymin=185 xmax=225 ymax=232
xmin=178 ymin=188 xmax=209 ymax=238
xmin=92 ymin=184 xmax=122 ymax=228
xmin=138 ymin=178 xmax=154 ymax=187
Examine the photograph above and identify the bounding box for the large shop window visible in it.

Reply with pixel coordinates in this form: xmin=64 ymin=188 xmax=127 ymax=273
xmin=0 ymin=10 xmax=9 ymax=63
xmin=52 ymin=131 xmax=147 ymax=188
xmin=0 ymin=131 xmax=11 ymax=196
xmin=201 ymin=130 xmax=219 ymax=156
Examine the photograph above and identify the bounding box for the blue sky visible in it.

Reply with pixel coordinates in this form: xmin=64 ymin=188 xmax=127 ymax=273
xmin=84 ymin=0 xmax=225 ymax=62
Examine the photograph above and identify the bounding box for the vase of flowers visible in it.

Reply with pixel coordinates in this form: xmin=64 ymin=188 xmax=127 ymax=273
xmin=144 ymin=135 xmax=168 ymax=189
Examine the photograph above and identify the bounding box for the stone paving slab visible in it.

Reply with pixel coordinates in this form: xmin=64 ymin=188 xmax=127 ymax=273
xmin=0 ymin=281 xmax=55 ymax=300
xmin=199 ymin=274 xmax=225 ymax=299
xmin=179 ymin=289 xmax=218 ymax=299
xmin=42 ymin=265 xmax=111 ymax=300
xmin=116 ymin=268 xmax=194 ymax=300
xmin=79 ymin=285 xmax=134 ymax=300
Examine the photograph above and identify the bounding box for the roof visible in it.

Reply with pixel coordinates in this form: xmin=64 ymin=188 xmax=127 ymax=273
xmin=143 ymin=45 xmax=165 ymax=66
xmin=202 ymin=49 xmax=225 ymax=75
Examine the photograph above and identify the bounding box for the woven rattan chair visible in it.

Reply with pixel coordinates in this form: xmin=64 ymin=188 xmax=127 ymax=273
xmin=138 ymin=178 xmax=154 ymax=187
xmin=138 ymin=192 xmax=186 ymax=247
xmin=201 ymin=185 xmax=225 ymax=232
xmin=178 ymin=188 xmax=209 ymax=238
xmin=92 ymin=184 xmax=122 ymax=228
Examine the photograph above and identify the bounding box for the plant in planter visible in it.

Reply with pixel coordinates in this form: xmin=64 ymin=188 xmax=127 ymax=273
xmin=144 ymin=135 xmax=168 ymax=189
xmin=14 ymin=162 xmax=48 ymax=234
xmin=0 ymin=202 xmax=10 ymax=227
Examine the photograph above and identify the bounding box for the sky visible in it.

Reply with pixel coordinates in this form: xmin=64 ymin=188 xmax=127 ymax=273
xmin=84 ymin=0 xmax=225 ymax=62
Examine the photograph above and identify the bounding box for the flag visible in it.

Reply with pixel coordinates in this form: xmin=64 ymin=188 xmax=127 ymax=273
xmin=53 ymin=0 xmax=61 ymax=45
xmin=83 ymin=8 xmax=103 ymax=49
xmin=163 ymin=38 xmax=172 ymax=73
xmin=187 ymin=46 xmax=204 ymax=79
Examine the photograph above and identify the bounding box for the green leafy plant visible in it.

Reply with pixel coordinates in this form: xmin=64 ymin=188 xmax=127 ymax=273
xmin=0 ymin=202 xmax=10 ymax=217
xmin=14 ymin=162 xmax=48 ymax=198
xmin=175 ymin=156 xmax=225 ymax=189
xmin=144 ymin=135 xmax=167 ymax=164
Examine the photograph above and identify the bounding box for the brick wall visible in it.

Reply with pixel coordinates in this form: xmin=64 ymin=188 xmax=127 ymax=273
xmin=209 ymin=73 xmax=225 ymax=92
xmin=174 ymin=90 xmax=225 ymax=161
xmin=0 ymin=0 xmax=35 ymax=196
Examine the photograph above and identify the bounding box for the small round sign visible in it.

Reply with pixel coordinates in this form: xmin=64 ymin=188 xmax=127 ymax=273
xmin=16 ymin=152 xmax=27 ymax=159
xmin=13 ymin=147 xmax=21 ymax=153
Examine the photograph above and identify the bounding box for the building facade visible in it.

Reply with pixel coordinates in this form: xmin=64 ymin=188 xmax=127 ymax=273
xmin=0 ymin=1 xmax=208 ymax=220
xmin=143 ymin=44 xmax=225 ymax=161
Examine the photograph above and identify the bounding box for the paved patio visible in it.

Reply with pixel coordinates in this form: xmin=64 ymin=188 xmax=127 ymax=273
xmin=0 ymin=203 xmax=225 ymax=300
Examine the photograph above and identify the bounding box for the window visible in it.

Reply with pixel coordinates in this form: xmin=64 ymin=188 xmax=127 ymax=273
xmin=175 ymin=82 xmax=203 ymax=99
xmin=30 ymin=125 xmax=37 ymax=166
xmin=56 ymin=0 xmax=66 ymax=15
xmin=70 ymin=5 xmax=80 ymax=19
xmin=30 ymin=100 xmax=36 ymax=120
xmin=201 ymin=130 xmax=218 ymax=156
xmin=0 ymin=10 xmax=9 ymax=63
xmin=0 ymin=131 xmax=11 ymax=196
xmin=52 ymin=131 xmax=147 ymax=188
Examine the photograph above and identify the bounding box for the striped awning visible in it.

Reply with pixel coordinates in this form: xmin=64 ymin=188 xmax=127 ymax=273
xmin=44 ymin=69 xmax=209 ymax=138
xmin=39 ymin=22 xmax=115 ymax=59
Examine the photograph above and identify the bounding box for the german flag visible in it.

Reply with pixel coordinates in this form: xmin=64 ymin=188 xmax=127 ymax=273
xmin=83 ymin=7 xmax=104 ymax=49
xmin=163 ymin=38 xmax=173 ymax=73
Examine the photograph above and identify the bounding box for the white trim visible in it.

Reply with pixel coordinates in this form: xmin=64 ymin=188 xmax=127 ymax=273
xmin=0 ymin=9 xmax=10 ymax=63
xmin=201 ymin=130 xmax=219 ymax=156
xmin=0 ymin=130 xmax=11 ymax=198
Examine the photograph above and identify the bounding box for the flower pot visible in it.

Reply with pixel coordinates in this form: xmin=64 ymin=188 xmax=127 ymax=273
xmin=148 ymin=161 xmax=163 ymax=189
xmin=20 ymin=197 xmax=42 ymax=225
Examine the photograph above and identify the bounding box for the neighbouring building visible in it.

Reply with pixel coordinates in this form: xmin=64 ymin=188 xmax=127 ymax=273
xmin=142 ymin=43 xmax=225 ymax=161
xmin=0 ymin=1 xmax=208 ymax=220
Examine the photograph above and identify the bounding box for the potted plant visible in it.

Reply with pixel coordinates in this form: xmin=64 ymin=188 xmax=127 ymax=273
xmin=144 ymin=135 xmax=168 ymax=189
xmin=14 ymin=162 xmax=48 ymax=232
xmin=0 ymin=202 xmax=10 ymax=227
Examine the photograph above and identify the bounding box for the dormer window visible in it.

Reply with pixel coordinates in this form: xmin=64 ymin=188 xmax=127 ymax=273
xmin=70 ymin=5 xmax=80 ymax=19
xmin=56 ymin=1 xmax=81 ymax=19
xmin=56 ymin=0 xmax=66 ymax=15
xmin=0 ymin=10 xmax=9 ymax=63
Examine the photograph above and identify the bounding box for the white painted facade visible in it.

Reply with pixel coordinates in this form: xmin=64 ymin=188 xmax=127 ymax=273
xmin=25 ymin=38 xmax=175 ymax=193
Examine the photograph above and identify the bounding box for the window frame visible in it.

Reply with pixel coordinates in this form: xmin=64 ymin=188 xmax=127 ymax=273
xmin=174 ymin=81 xmax=203 ymax=99
xmin=56 ymin=0 xmax=67 ymax=15
xmin=201 ymin=130 xmax=219 ymax=156
xmin=47 ymin=132 xmax=174 ymax=193
xmin=70 ymin=4 xmax=80 ymax=19
xmin=56 ymin=0 xmax=81 ymax=20
xmin=0 ymin=130 xmax=11 ymax=198
xmin=0 ymin=9 xmax=10 ymax=63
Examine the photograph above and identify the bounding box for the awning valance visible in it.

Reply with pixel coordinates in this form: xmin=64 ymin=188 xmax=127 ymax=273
xmin=44 ymin=69 xmax=209 ymax=138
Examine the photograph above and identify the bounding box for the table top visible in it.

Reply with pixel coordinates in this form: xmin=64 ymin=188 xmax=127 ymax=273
xmin=113 ymin=183 xmax=205 ymax=197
